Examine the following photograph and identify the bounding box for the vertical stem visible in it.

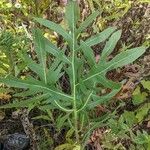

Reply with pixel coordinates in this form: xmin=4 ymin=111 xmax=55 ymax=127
xmin=72 ymin=34 xmax=79 ymax=143
xmin=72 ymin=9 xmax=79 ymax=143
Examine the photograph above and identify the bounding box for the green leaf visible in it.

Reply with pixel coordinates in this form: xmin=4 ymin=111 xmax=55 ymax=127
xmin=77 ymin=11 xmax=99 ymax=35
xmin=56 ymin=113 xmax=70 ymax=130
xmin=47 ymin=63 xmax=63 ymax=84
xmin=85 ymin=27 xmax=117 ymax=47
xmin=0 ymin=93 xmax=50 ymax=109
xmin=73 ymin=145 xmax=81 ymax=150
xmin=65 ymin=1 xmax=80 ymax=31
xmin=96 ymin=74 xmax=121 ymax=89
xmin=133 ymin=130 xmax=150 ymax=145
xmin=132 ymin=86 xmax=147 ymax=105
xmin=44 ymin=37 xmax=71 ymax=64
xmin=66 ymin=128 xmax=75 ymax=143
xmin=88 ymin=88 xmax=121 ymax=108
xmin=141 ymin=80 xmax=150 ymax=90
xmin=109 ymin=46 xmax=146 ymax=70
xmin=0 ymin=77 xmax=72 ymax=100
xmin=80 ymin=41 xmax=95 ymax=66
xmin=14 ymin=88 xmax=42 ymax=97
xmin=32 ymin=29 xmax=47 ymax=84
xmin=101 ymin=30 xmax=122 ymax=61
xmin=23 ymin=54 xmax=44 ymax=82
xmin=122 ymin=111 xmax=137 ymax=127
xmin=55 ymin=143 xmax=74 ymax=150
xmin=34 ymin=18 xmax=72 ymax=43
xmin=0 ymin=61 xmax=8 ymax=72
xmin=33 ymin=29 xmax=46 ymax=65
xmin=136 ymin=103 xmax=150 ymax=122
xmin=133 ymin=93 xmax=147 ymax=105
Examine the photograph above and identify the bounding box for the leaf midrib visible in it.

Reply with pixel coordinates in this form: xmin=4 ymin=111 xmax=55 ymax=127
xmin=0 ymin=78 xmax=73 ymax=99
xmin=37 ymin=33 xmax=47 ymax=84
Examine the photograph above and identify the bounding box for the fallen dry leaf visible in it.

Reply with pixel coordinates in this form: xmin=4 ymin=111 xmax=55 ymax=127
xmin=0 ymin=93 xmax=11 ymax=102
xmin=147 ymin=121 xmax=150 ymax=128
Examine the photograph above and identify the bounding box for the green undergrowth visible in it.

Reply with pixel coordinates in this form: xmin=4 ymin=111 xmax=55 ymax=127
xmin=0 ymin=0 xmax=149 ymax=150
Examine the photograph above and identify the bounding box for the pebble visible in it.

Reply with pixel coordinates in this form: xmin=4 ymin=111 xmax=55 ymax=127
xmin=2 ymin=133 xmax=29 ymax=150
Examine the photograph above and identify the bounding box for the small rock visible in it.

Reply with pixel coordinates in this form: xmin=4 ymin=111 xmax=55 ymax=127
xmin=3 ymin=133 xmax=29 ymax=150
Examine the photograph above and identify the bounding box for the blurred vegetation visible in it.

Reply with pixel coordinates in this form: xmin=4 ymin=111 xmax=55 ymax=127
xmin=0 ymin=0 xmax=150 ymax=149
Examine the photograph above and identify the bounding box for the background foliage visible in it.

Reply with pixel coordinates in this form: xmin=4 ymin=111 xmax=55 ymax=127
xmin=0 ymin=0 xmax=150 ymax=150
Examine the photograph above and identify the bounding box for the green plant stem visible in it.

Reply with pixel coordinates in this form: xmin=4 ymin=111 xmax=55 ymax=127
xmin=77 ymin=91 xmax=93 ymax=112
xmin=72 ymin=49 xmax=79 ymax=142
xmin=72 ymin=15 xmax=79 ymax=142
xmin=54 ymin=100 xmax=73 ymax=112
